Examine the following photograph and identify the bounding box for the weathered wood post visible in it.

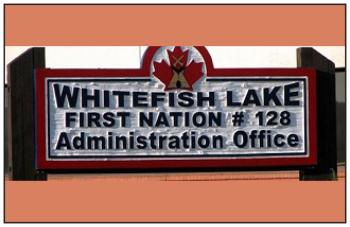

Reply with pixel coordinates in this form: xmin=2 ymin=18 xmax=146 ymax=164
xmin=8 ymin=47 xmax=47 ymax=180
xmin=297 ymin=47 xmax=337 ymax=180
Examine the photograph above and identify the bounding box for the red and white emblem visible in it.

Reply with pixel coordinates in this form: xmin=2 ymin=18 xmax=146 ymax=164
xmin=152 ymin=46 xmax=206 ymax=91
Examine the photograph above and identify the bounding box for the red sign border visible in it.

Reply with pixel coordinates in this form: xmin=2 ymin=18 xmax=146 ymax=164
xmin=35 ymin=46 xmax=317 ymax=170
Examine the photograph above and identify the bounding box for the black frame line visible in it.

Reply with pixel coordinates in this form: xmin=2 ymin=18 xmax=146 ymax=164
xmin=45 ymin=77 xmax=308 ymax=160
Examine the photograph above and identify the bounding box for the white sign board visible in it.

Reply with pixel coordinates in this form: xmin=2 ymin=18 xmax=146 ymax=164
xmin=46 ymin=77 xmax=307 ymax=160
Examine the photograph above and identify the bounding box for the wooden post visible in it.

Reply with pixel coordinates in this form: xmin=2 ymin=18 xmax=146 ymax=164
xmin=297 ymin=47 xmax=337 ymax=180
xmin=8 ymin=47 xmax=47 ymax=180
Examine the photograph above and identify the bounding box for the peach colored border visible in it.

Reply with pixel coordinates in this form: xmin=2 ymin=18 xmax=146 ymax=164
xmin=4 ymin=4 xmax=346 ymax=223
xmin=5 ymin=5 xmax=345 ymax=46
xmin=5 ymin=177 xmax=345 ymax=222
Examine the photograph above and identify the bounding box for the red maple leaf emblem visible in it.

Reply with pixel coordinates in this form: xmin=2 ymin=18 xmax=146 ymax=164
xmin=153 ymin=47 xmax=203 ymax=91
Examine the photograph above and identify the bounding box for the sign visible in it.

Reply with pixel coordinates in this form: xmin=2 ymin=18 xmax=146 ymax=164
xmin=35 ymin=46 xmax=317 ymax=170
